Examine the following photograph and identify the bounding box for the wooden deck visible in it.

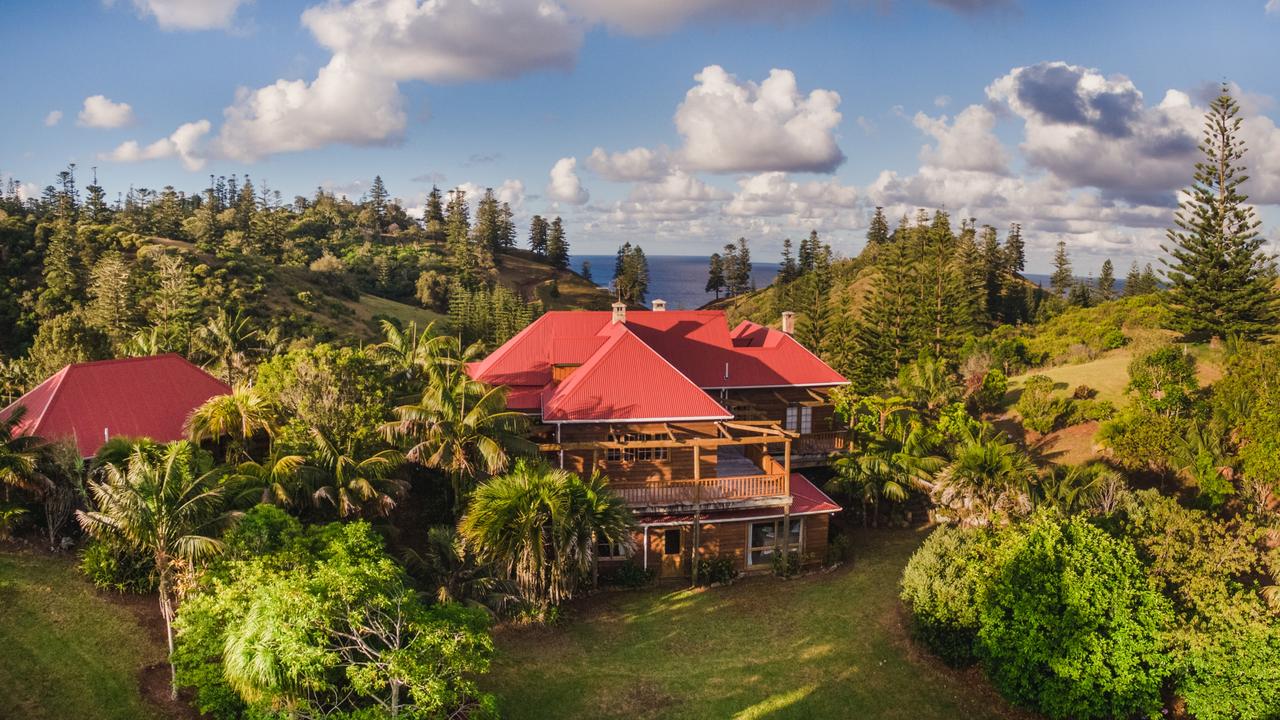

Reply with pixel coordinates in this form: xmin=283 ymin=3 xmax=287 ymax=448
xmin=611 ymin=473 xmax=789 ymax=512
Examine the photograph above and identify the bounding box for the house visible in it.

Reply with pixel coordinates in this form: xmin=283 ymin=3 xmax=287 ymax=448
xmin=0 ymin=354 xmax=231 ymax=458
xmin=468 ymin=301 xmax=849 ymax=579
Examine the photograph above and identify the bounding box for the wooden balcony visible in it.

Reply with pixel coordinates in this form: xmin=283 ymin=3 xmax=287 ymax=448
xmin=791 ymin=431 xmax=847 ymax=466
xmin=612 ymin=473 xmax=789 ymax=512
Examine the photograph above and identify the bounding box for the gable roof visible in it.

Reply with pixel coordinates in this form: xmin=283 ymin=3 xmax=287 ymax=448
xmin=542 ymin=324 xmax=732 ymax=423
xmin=469 ymin=309 xmax=847 ymax=422
xmin=1 ymin=354 xmax=231 ymax=457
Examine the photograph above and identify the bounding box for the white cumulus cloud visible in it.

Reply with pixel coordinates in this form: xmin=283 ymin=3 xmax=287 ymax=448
xmin=78 ymin=95 xmax=134 ymax=128
xmin=546 ymin=157 xmax=589 ymax=205
xmin=127 ymin=0 xmax=251 ymax=30
xmin=586 ymin=146 xmax=670 ymax=182
xmin=675 ymin=65 xmax=844 ymax=174
xmin=102 ymin=119 xmax=212 ymax=171
xmin=43 ymin=110 xmax=62 ymax=127
xmin=216 ymin=55 xmax=405 ymax=162
xmin=913 ymin=104 xmax=1010 ymax=174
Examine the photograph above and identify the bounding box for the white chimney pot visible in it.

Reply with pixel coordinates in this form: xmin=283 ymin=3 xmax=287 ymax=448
xmin=652 ymin=299 xmax=667 ymax=311
xmin=612 ymin=301 xmax=627 ymax=324
xmin=781 ymin=311 xmax=796 ymax=334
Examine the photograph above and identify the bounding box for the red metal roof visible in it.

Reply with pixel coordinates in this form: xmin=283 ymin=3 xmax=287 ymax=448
xmin=542 ymin=323 xmax=732 ymax=423
xmin=469 ymin=309 xmax=848 ymax=422
xmin=0 ymin=354 xmax=231 ymax=457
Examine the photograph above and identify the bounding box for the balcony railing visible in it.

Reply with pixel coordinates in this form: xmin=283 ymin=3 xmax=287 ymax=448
xmin=612 ymin=474 xmax=788 ymax=511
xmin=794 ymin=431 xmax=847 ymax=457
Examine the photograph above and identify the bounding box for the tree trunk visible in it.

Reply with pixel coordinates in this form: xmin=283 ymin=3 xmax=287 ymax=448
xmin=158 ymin=566 xmax=178 ymax=700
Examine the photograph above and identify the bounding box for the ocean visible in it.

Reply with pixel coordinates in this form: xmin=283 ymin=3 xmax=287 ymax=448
xmin=572 ymin=255 xmax=780 ymax=310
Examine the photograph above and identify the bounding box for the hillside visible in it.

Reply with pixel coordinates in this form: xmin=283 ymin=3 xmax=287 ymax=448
xmin=141 ymin=238 xmax=612 ymax=343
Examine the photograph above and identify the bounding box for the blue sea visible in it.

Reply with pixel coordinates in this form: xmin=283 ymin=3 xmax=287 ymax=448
xmin=572 ymin=255 xmax=780 ymax=310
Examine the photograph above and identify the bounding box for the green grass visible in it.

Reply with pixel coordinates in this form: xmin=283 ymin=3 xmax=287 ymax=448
xmin=1009 ymin=349 xmax=1135 ymax=406
xmin=484 ymin=529 xmax=1027 ymax=720
xmin=0 ymin=549 xmax=164 ymax=720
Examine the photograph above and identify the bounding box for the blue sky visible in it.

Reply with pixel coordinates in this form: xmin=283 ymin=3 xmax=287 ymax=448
xmin=2 ymin=0 xmax=1279 ymax=272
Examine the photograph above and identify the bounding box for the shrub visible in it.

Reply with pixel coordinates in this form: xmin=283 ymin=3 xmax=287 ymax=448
xmin=1072 ymin=384 xmax=1097 ymax=400
xmin=223 ymin=504 xmax=302 ymax=559
xmin=79 ymin=537 xmax=157 ymax=594
xmin=978 ymin=514 xmax=1172 ymax=720
xmin=1101 ymin=327 xmax=1127 ymax=350
xmin=825 ymin=533 xmax=851 ymax=565
xmin=771 ymin=548 xmax=800 ymax=578
xmin=972 ymin=369 xmax=1008 ymax=414
xmin=1062 ymin=399 xmax=1116 ymax=425
xmin=1016 ymin=374 xmax=1068 ymax=434
xmin=1127 ymin=346 xmax=1198 ymax=418
xmin=599 ymin=560 xmax=655 ymax=589
xmin=900 ymin=525 xmax=1006 ymax=667
xmin=0 ymin=502 xmax=27 ymax=540
xmin=695 ymin=555 xmax=739 ymax=586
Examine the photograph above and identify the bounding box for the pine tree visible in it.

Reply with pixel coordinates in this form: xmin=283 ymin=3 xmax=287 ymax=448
xmin=87 ymin=250 xmax=135 ymax=345
xmin=1161 ymin=85 xmax=1278 ymax=340
xmin=706 ymin=253 xmax=725 ymax=299
xmin=368 ymin=175 xmax=389 ymax=233
xmin=1097 ymin=259 xmax=1116 ymax=300
xmin=729 ymin=237 xmax=753 ymax=295
xmin=1124 ymin=261 xmax=1144 ymax=297
xmin=424 ymin=185 xmax=446 ymax=242
xmin=528 ymin=215 xmax=549 ymax=257
xmin=546 ymin=217 xmax=569 ymax=269
xmin=613 ymin=244 xmax=649 ymax=304
xmin=1004 ymin=223 xmax=1026 ymax=274
xmin=866 ymin=207 xmax=890 ymax=246
xmin=445 ymin=187 xmax=471 ymax=269
xmin=779 ymin=238 xmax=798 ymax=283
xmin=1050 ymin=240 xmax=1073 ymax=296
xmin=498 ymin=202 xmax=516 ymax=249
xmin=980 ymin=225 xmax=1003 ymax=322
xmin=850 ymin=240 xmax=916 ymax=391
xmin=472 ymin=188 xmax=501 ymax=251
xmin=720 ymin=242 xmax=739 ymax=297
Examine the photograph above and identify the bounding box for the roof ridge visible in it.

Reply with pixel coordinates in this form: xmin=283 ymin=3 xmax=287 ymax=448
xmin=22 ymin=365 xmax=70 ymax=436
xmin=60 ymin=353 xmax=186 ymax=370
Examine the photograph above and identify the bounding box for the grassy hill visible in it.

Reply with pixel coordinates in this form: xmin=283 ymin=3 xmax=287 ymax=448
xmin=141 ymin=239 xmax=612 ymax=343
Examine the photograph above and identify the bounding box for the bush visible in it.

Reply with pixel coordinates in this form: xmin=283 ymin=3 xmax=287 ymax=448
xmin=972 ymin=369 xmax=1008 ymax=414
xmin=1016 ymin=374 xmax=1068 ymax=434
xmin=825 ymin=533 xmax=851 ymax=565
xmin=771 ymin=548 xmax=800 ymax=578
xmin=978 ymin=514 xmax=1172 ymax=720
xmin=1072 ymin=384 xmax=1097 ymax=400
xmin=695 ymin=555 xmax=739 ymax=586
xmin=599 ymin=560 xmax=655 ymax=589
xmin=223 ymin=504 xmax=302 ymax=558
xmin=900 ymin=526 xmax=1007 ymax=667
xmin=1062 ymin=398 xmax=1116 ymax=425
xmin=80 ymin=538 xmax=157 ymax=594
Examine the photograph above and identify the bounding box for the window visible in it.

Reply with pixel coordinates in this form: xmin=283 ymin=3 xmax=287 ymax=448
xmin=605 ymin=433 xmax=669 ymax=463
xmin=663 ymin=528 xmax=682 ymax=555
xmin=746 ymin=518 xmax=803 ymax=566
xmin=785 ymin=405 xmax=813 ymax=434
xmin=597 ymin=540 xmax=625 ymax=559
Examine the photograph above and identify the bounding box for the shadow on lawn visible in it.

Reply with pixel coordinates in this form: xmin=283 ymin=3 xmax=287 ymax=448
xmin=488 ymin=528 xmax=1034 ymax=720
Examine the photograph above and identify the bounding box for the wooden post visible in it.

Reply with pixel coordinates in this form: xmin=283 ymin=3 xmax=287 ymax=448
xmin=782 ymin=438 xmax=792 ymax=574
xmin=691 ymin=483 xmax=701 ymax=588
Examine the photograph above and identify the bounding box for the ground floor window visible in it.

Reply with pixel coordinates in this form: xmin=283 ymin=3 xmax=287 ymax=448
xmin=663 ymin=528 xmax=682 ymax=555
xmin=747 ymin=518 xmax=803 ymax=566
xmin=597 ymin=540 xmax=626 ymax=559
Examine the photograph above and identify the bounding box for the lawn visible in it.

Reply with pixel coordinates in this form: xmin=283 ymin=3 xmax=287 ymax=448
xmin=483 ymin=528 xmax=1030 ymax=720
xmin=0 ymin=549 xmax=166 ymax=720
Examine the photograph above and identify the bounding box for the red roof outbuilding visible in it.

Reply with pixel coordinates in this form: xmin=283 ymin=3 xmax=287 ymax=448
xmin=1 ymin=354 xmax=231 ymax=457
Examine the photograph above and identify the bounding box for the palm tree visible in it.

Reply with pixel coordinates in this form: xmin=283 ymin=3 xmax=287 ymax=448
xmin=402 ymin=526 xmax=518 ymax=615
xmin=372 ymin=319 xmax=447 ymax=393
xmin=831 ymin=405 xmax=943 ymax=527
xmin=895 ymin=354 xmax=960 ymax=411
xmin=309 ymin=428 xmax=405 ymax=518
xmin=224 ymin=449 xmax=310 ymax=509
xmin=76 ymin=441 xmax=230 ymax=698
xmin=384 ymin=336 xmax=532 ymax=514
xmin=185 ymin=384 xmax=275 ymax=462
xmin=933 ymin=423 xmax=1036 ymax=526
xmin=1032 ymin=463 xmax=1124 ymax=515
xmin=195 ymin=308 xmax=259 ymax=385
xmin=458 ymin=460 xmax=635 ymax=613
xmin=0 ymin=406 xmax=46 ymax=501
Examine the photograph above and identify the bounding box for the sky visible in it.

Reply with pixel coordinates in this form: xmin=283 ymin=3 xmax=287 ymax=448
xmin=2 ymin=0 xmax=1280 ymax=273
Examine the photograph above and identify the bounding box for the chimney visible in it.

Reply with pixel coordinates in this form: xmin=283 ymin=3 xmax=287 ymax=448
xmin=652 ymin=299 xmax=667 ymax=312
xmin=781 ymin=311 xmax=796 ymax=334
xmin=612 ymin=301 xmax=627 ymax=324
